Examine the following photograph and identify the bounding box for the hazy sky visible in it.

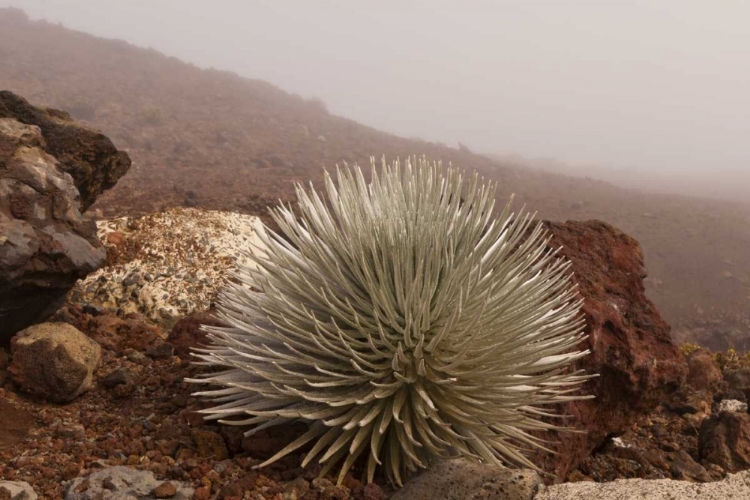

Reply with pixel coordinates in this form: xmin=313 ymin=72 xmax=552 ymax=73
xmin=4 ymin=0 xmax=750 ymax=179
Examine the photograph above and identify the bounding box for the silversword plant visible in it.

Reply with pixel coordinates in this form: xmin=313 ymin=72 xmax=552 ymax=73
xmin=189 ymin=156 xmax=592 ymax=485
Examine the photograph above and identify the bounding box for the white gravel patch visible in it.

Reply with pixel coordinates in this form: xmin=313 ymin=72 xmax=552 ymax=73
xmin=535 ymin=470 xmax=750 ymax=500
xmin=69 ymin=207 xmax=266 ymax=326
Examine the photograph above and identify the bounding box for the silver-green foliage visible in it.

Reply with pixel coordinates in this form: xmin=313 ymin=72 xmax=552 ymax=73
xmin=189 ymin=156 xmax=592 ymax=485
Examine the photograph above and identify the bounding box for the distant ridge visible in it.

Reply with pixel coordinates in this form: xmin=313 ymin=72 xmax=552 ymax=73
xmin=0 ymin=7 xmax=531 ymax=217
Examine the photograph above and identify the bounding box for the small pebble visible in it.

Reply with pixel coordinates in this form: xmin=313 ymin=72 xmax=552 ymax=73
xmin=152 ymin=480 xmax=177 ymax=498
xmin=101 ymin=368 xmax=133 ymax=388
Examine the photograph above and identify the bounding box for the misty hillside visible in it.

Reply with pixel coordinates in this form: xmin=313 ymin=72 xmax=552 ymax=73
xmin=490 ymin=153 xmax=750 ymax=206
xmin=1 ymin=8 xmax=749 ymax=347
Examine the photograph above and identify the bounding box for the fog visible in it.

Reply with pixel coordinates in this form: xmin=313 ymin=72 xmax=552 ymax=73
xmin=3 ymin=0 xmax=749 ymax=202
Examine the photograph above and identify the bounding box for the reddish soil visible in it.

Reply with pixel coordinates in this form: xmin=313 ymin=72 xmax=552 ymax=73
xmin=0 ymin=305 xmax=744 ymax=497
xmin=0 ymin=8 xmax=748 ymax=349
xmin=0 ymin=397 xmax=35 ymax=449
xmin=0 ymin=306 xmax=390 ymax=499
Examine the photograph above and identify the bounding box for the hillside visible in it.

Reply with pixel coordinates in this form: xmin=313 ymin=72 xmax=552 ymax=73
xmin=1 ymin=8 xmax=748 ymax=349
xmin=490 ymin=154 xmax=750 ymax=206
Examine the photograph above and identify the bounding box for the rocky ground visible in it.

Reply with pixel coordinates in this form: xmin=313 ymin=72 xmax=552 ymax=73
xmin=572 ymin=347 xmax=750 ymax=484
xmin=3 ymin=11 xmax=750 ymax=499
xmin=68 ymin=208 xmax=264 ymax=328
xmin=0 ymin=206 xmax=407 ymax=498
xmin=0 ymin=305 xmax=390 ymax=499
xmin=3 ymin=304 xmax=750 ymax=499
xmin=3 ymin=207 xmax=750 ymax=499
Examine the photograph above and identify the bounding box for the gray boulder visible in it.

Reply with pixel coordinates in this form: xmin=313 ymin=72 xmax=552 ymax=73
xmin=64 ymin=466 xmax=193 ymax=500
xmin=0 ymin=481 xmax=38 ymax=500
xmin=0 ymin=91 xmax=130 ymax=344
xmin=390 ymin=459 xmax=543 ymax=500
xmin=0 ymin=91 xmax=131 ymax=210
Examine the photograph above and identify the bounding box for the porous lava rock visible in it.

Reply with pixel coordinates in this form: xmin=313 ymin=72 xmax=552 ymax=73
xmin=166 ymin=308 xmax=224 ymax=361
xmin=531 ymin=220 xmax=688 ymax=480
xmin=390 ymin=459 xmax=544 ymax=500
xmin=51 ymin=304 xmax=165 ymax=353
xmin=8 ymin=322 xmax=101 ymax=403
xmin=0 ymin=91 xmax=130 ymax=343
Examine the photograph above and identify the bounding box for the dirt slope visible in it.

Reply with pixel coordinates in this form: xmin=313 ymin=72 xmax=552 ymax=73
xmin=1 ymin=8 xmax=748 ymax=348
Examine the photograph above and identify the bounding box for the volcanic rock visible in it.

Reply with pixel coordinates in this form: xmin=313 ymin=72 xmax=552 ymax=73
xmin=0 ymin=91 xmax=130 ymax=343
xmin=190 ymin=429 xmax=229 ymax=460
xmin=664 ymin=450 xmax=713 ymax=482
xmin=686 ymin=348 xmax=723 ymax=393
xmin=101 ymin=368 xmax=133 ymax=389
xmin=717 ymin=399 xmax=748 ymax=413
xmin=699 ymin=411 xmax=750 ymax=473
xmin=67 ymin=208 xmax=264 ymax=327
xmin=8 ymin=322 xmax=101 ymax=403
xmin=51 ymin=304 xmax=164 ymax=353
xmin=282 ymin=477 xmax=310 ymax=500
xmin=723 ymin=367 xmax=750 ymax=402
xmin=531 ymin=220 xmax=688 ymax=479
xmin=0 ymin=91 xmax=130 ymax=210
xmin=64 ymin=466 xmax=193 ymax=500
xmin=0 ymin=481 xmax=37 ymax=500
xmin=390 ymin=459 xmax=544 ymax=500
xmin=586 ymin=435 xmax=712 ymax=483
xmin=166 ymin=308 xmax=225 ymax=361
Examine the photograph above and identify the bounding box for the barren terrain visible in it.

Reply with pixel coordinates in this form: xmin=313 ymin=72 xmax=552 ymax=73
xmin=1 ymin=8 xmax=748 ymax=349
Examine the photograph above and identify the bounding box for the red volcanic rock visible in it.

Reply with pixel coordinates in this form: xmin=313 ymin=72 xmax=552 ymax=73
xmin=686 ymin=348 xmax=723 ymax=393
xmin=52 ymin=304 xmax=164 ymax=353
xmin=240 ymin=422 xmax=308 ymax=460
xmin=166 ymin=308 xmax=225 ymax=361
xmin=531 ymin=220 xmax=688 ymax=480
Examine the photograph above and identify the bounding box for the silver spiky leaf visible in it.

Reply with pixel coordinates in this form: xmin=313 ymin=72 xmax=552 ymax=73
xmin=188 ymin=156 xmax=593 ymax=486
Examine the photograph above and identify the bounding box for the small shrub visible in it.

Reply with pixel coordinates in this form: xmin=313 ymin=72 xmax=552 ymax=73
xmin=714 ymin=348 xmax=741 ymax=370
xmin=137 ymin=104 xmax=165 ymax=126
xmin=680 ymin=343 xmax=701 ymax=357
